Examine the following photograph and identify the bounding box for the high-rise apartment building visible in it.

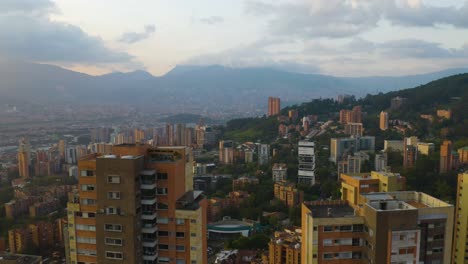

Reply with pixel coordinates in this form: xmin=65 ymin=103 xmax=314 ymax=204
xmin=440 ymin=140 xmax=453 ymax=173
xmin=268 ymin=97 xmax=281 ymax=117
xmin=17 ymin=137 xmax=31 ymax=179
xmin=330 ymin=136 xmax=375 ymax=163
xmin=65 ymin=144 xmax=207 ymax=264
xmin=273 ymin=181 xmax=303 ymax=208
xmin=379 ymin=111 xmax=388 ymax=131
xmin=258 ymin=144 xmax=270 ymax=165
xmin=340 ymin=171 xmax=406 ymax=206
xmin=403 ymin=136 xmax=419 ymax=168
xmin=165 ymin=124 xmax=174 ymax=146
xmin=298 ymin=141 xmax=316 ymax=185
xmin=384 ymin=140 xmax=404 ymax=152
xmin=453 ymin=172 xmax=468 ymax=264
xmin=339 ymin=106 xmax=362 ymax=124
xmin=344 ymin=122 xmax=363 ymax=137
xmin=459 ymin=147 xmax=468 ymax=164
xmin=272 ymin=163 xmax=287 ymax=182
xmin=374 ymin=152 xmax=387 ymax=172
xmin=302 ymin=191 xmax=454 ymax=264
xmin=175 ymin=124 xmax=186 ymax=146
xmin=268 ymin=228 xmax=301 ymax=264
xmin=417 ymin=142 xmax=435 ymax=155
xmin=59 ymin=140 xmax=66 ymax=160
xmin=134 ymin=129 xmax=146 ymax=143
xmin=219 ymin=140 xmax=234 ymax=164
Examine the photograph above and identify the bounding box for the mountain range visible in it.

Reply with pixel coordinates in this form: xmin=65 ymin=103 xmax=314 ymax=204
xmin=0 ymin=60 xmax=467 ymax=113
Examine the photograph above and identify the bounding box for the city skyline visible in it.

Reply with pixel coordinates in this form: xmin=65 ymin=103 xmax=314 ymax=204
xmin=0 ymin=0 xmax=467 ymax=77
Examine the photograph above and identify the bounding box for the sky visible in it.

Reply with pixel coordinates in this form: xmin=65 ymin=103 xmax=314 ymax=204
xmin=0 ymin=0 xmax=467 ymax=76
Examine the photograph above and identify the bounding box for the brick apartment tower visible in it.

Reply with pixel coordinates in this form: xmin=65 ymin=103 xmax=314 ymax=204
xmin=268 ymin=97 xmax=281 ymax=117
xmin=17 ymin=137 xmax=31 ymax=179
xmin=440 ymin=140 xmax=453 ymax=173
xmin=66 ymin=144 xmax=207 ymax=264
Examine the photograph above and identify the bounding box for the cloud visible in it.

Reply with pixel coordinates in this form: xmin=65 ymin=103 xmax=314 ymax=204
xmin=0 ymin=0 xmax=138 ymax=66
xmin=0 ymin=0 xmax=56 ymax=15
xmin=118 ymin=24 xmax=156 ymax=44
xmin=199 ymin=16 xmax=224 ymax=25
xmin=245 ymin=0 xmax=468 ymax=39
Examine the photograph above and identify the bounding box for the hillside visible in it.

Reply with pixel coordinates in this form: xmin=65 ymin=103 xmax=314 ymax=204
xmin=224 ymin=73 xmax=468 ymax=142
xmin=1 ymin=60 xmax=467 ymax=113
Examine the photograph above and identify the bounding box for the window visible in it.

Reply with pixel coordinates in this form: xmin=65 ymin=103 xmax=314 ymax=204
xmin=190 ymin=219 xmax=197 ymax=224
xmin=81 ymin=184 xmax=95 ymax=191
xmin=157 ymin=173 xmax=168 ymax=180
xmin=81 ymin=198 xmax=96 ymax=205
xmin=323 ymin=253 xmax=333 ymax=259
xmin=176 ymin=232 xmax=185 ymax=238
xmin=434 ymin=234 xmax=444 ymax=240
xmin=191 ymin=233 xmax=196 ymax=237
xmin=158 ymin=244 xmax=169 ymax=250
xmin=107 ymin=191 xmax=121 ymax=199
xmin=191 ymin=247 xmax=197 ymax=251
xmin=76 ymin=224 xmax=96 ymax=231
xmin=157 ymin=203 xmax=169 ymax=210
xmin=80 ymin=170 xmax=94 ymax=177
xmin=339 ymin=225 xmax=352 ymax=232
xmin=107 ymin=175 xmax=121 ymax=184
xmin=176 ymin=260 xmax=185 ymax=264
xmin=324 ymin=226 xmax=333 ymax=232
xmin=77 ymin=249 xmax=97 ymax=256
xmin=106 ymin=207 xmax=120 ymax=215
xmin=176 ymin=218 xmax=185 ymax=225
xmin=323 ymin=239 xmax=332 ymax=246
xmin=105 ymin=237 xmax=123 ymax=246
xmin=176 ymin=245 xmax=185 ymax=252
xmin=76 ymin=237 xmax=96 ymax=244
xmin=105 ymin=224 xmax=122 ymax=232
xmin=158 ymin=231 xmax=169 ymax=237
xmin=432 ymin=247 xmax=443 ymax=253
xmin=158 ymin=257 xmax=170 ymax=263
xmin=157 ymin=188 xmax=168 ymax=195
xmin=157 ymin=218 xmax=169 ymax=224
xmin=105 ymin=251 xmax=123 ymax=260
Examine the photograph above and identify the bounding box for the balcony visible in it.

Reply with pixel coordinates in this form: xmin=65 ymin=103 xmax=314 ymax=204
xmin=142 ymin=211 xmax=157 ymax=220
xmin=141 ymin=181 xmax=156 ymax=190
xmin=142 ymin=223 xmax=158 ymax=233
xmin=142 ymin=238 xmax=158 ymax=248
xmin=142 ymin=251 xmax=158 ymax=261
xmin=141 ymin=194 xmax=157 ymax=205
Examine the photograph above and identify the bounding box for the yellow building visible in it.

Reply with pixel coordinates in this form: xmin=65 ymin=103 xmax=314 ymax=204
xmin=458 ymin=147 xmax=468 ymax=164
xmin=274 ymin=181 xmax=304 ymax=208
xmin=268 ymin=228 xmax=301 ymax=264
xmin=302 ymin=192 xmax=454 ymax=264
xmin=379 ymin=111 xmax=388 ymax=131
xmin=8 ymin=229 xmax=31 ymax=254
xmin=437 ymin=109 xmax=452 ymax=119
xmin=453 ymin=172 xmax=468 ymax=264
xmin=340 ymin=171 xmax=406 ymax=206
xmin=417 ymin=142 xmax=435 ymax=155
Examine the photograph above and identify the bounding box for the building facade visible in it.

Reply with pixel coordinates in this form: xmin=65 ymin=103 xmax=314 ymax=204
xmin=268 ymin=97 xmax=281 ymax=117
xmin=65 ymin=144 xmax=207 ymax=264
xmin=453 ymin=172 xmax=468 ymax=264
xmin=272 ymin=163 xmax=287 ymax=182
xmin=298 ymin=141 xmax=316 ymax=185
xmin=274 ymin=181 xmax=304 ymax=208
xmin=379 ymin=111 xmax=388 ymax=131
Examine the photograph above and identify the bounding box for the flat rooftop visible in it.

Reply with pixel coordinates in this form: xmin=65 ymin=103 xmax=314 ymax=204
xmin=306 ymin=201 xmax=356 ymax=218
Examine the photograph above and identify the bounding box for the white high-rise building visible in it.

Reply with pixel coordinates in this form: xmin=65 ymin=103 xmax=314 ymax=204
xmin=258 ymin=144 xmax=270 ymax=165
xmin=298 ymin=141 xmax=316 ymax=185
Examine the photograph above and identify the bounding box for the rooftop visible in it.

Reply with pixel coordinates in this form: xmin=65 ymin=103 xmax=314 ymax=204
xmin=176 ymin=190 xmax=204 ymax=210
xmin=0 ymin=253 xmax=42 ymax=264
xmin=306 ymin=200 xmax=356 ymax=218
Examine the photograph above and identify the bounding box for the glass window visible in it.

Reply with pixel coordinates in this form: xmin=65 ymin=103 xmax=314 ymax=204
xmin=105 ymin=224 xmax=122 ymax=232
xmin=176 ymin=219 xmax=185 ymax=225
xmin=81 ymin=184 xmax=95 ymax=191
xmin=107 ymin=191 xmax=121 ymax=199
xmin=176 ymin=245 xmax=185 ymax=252
xmin=105 ymin=251 xmax=123 ymax=260
xmin=157 ymin=173 xmax=168 ymax=180
xmin=107 ymin=175 xmax=121 ymax=184
xmin=158 ymin=244 xmax=169 ymax=250
xmin=176 ymin=232 xmax=185 ymax=238
xmin=105 ymin=237 xmax=122 ymax=246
